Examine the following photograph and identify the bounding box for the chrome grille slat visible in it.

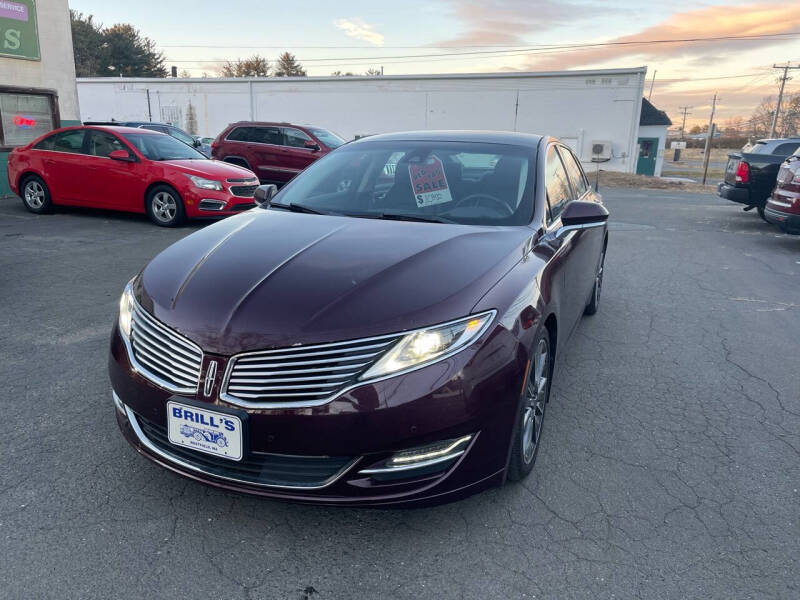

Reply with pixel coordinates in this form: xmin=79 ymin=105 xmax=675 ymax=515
xmin=132 ymin=308 xmax=201 ymax=355
xmin=222 ymin=334 xmax=403 ymax=405
xmin=229 ymin=372 xmax=357 ymax=384
xmin=226 ymin=365 xmax=364 ymax=376
xmin=129 ymin=300 xmax=202 ymax=392
xmin=132 ymin=325 xmax=204 ymax=371
xmin=234 ymin=343 xmax=389 ymax=364
xmin=231 ymin=354 xmax=377 ymax=369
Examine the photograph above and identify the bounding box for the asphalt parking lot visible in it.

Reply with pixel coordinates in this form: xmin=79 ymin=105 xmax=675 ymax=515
xmin=1 ymin=188 xmax=798 ymax=599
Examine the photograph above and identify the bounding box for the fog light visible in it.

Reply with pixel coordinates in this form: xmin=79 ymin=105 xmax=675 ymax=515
xmin=198 ymin=199 xmax=226 ymax=211
xmin=359 ymin=435 xmax=473 ymax=475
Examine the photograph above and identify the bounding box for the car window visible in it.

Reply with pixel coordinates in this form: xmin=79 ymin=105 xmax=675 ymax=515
xmin=226 ymin=127 xmax=254 ymax=142
xmin=544 ymin=146 xmax=573 ymax=222
xmin=272 ymin=141 xmax=535 ymax=226
xmin=283 ymin=127 xmax=313 ymax=148
xmin=41 ymin=130 xmax=86 ymax=154
xmin=773 ymin=142 xmax=800 ymax=156
xmin=558 ymin=146 xmax=588 ymax=198
xmin=169 ymin=127 xmax=195 ymax=146
xmin=252 ymin=126 xmax=283 ymax=145
xmin=748 ymin=142 xmax=768 ymax=154
xmin=121 ymin=132 xmax=206 ymax=161
xmin=307 ymin=127 xmax=345 ymax=149
xmin=140 ymin=125 xmax=168 ymax=134
xmin=87 ymin=130 xmax=128 ymax=158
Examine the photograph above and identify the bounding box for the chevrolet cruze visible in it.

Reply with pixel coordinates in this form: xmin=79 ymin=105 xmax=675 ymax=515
xmin=109 ymin=131 xmax=609 ymax=507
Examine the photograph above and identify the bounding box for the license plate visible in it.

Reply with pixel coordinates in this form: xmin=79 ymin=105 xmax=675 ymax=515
xmin=166 ymin=401 xmax=243 ymax=461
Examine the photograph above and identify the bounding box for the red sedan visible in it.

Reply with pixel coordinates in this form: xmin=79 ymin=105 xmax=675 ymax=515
xmin=7 ymin=125 xmax=260 ymax=226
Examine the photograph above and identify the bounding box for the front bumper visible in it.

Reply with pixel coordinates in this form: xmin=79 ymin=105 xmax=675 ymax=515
xmin=717 ymin=182 xmax=752 ymax=206
xmin=182 ymin=187 xmax=257 ymax=218
xmin=109 ymin=324 xmax=525 ymax=507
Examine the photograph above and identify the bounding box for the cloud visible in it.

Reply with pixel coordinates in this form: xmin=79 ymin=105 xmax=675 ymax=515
xmin=333 ymin=18 xmax=384 ymax=47
xmin=523 ymin=3 xmax=800 ymax=71
xmin=437 ymin=1 xmax=612 ymax=47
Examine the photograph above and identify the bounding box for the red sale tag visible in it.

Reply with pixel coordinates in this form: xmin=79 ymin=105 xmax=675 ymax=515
xmin=409 ymin=155 xmax=453 ymax=207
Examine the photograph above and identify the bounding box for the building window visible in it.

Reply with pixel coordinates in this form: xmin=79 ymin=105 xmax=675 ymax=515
xmin=0 ymin=88 xmax=58 ymax=149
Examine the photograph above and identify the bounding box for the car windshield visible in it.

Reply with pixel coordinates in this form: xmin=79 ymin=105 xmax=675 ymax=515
xmin=121 ymin=132 xmax=206 ymax=160
xmin=269 ymin=141 xmax=535 ymax=226
xmin=307 ymin=128 xmax=346 ymax=149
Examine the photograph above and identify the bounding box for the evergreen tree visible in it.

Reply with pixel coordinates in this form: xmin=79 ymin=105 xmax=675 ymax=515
xmin=274 ymin=52 xmax=306 ymax=77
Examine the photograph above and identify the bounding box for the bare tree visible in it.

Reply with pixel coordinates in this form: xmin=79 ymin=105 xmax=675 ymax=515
xmin=219 ymin=54 xmax=270 ymax=77
xmin=364 ymin=68 xmax=382 ymax=76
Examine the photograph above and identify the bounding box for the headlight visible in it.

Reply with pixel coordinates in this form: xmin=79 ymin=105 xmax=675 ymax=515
xmin=360 ymin=311 xmax=495 ymax=380
xmin=118 ymin=284 xmax=134 ymax=338
xmin=186 ymin=174 xmax=223 ymax=191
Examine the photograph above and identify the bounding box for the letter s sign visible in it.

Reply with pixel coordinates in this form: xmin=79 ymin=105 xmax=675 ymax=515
xmin=4 ymin=29 xmax=20 ymax=50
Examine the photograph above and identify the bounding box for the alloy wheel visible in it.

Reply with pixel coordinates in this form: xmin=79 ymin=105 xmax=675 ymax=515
xmin=595 ymin=250 xmax=605 ymax=308
xmin=522 ymin=337 xmax=549 ymax=464
xmin=152 ymin=191 xmax=177 ymax=223
xmin=24 ymin=181 xmax=45 ymax=209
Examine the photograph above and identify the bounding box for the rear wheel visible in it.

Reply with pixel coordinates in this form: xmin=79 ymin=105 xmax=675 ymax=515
xmin=146 ymin=185 xmax=185 ymax=227
xmin=507 ymin=328 xmax=552 ymax=482
xmin=21 ymin=175 xmax=53 ymax=214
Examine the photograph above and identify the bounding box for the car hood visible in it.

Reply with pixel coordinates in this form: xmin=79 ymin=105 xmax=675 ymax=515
xmin=162 ymin=159 xmax=255 ymax=180
xmin=137 ymin=210 xmax=530 ymax=354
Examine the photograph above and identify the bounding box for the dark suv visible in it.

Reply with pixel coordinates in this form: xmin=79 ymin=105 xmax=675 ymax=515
xmin=211 ymin=122 xmax=345 ymax=185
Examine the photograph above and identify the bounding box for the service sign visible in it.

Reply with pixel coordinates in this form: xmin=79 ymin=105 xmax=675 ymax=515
xmin=0 ymin=0 xmax=39 ymax=60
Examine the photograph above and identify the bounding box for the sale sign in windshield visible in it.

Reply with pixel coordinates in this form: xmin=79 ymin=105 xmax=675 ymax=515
xmin=0 ymin=0 xmax=39 ymax=60
xmin=409 ymin=155 xmax=453 ymax=207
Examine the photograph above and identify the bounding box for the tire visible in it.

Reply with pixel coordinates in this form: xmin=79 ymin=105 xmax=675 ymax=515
xmin=757 ymin=206 xmax=767 ymax=222
xmin=507 ymin=327 xmax=552 ymax=482
xmin=20 ymin=175 xmax=53 ymax=214
xmin=146 ymin=185 xmax=185 ymax=227
xmin=584 ymin=244 xmax=606 ymax=315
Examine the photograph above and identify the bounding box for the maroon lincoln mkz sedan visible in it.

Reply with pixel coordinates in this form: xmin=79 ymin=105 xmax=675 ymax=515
xmin=109 ymin=131 xmax=608 ymax=507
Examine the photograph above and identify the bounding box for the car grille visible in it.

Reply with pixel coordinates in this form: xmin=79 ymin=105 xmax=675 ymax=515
xmin=230 ymin=184 xmax=258 ymax=197
xmin=133 ymin=412 xmax=356 ymax=488
xmin=222 ymin=334 xmax=403 ymax=406
xmin=130 ymin=301 xmax=203 ymax=393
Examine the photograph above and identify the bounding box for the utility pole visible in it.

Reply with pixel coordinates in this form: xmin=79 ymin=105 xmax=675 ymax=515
xmin=648 ymin=70 xmax=657 ymax=101
xmin=678 ymin=106 xmax=692 ymax=139
xmin=702 ymin=93 xmax=717 ymax=185
xmin=769 ymin=63 xmax=800 ymax=138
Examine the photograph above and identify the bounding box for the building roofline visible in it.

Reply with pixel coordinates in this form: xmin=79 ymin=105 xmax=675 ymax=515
xmin=77 ymin=66 xmax=648 ymax=84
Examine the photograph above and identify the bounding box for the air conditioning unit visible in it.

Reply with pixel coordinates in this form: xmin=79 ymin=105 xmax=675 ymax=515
xmin=590 ymin=140 xmax=612 ymax=162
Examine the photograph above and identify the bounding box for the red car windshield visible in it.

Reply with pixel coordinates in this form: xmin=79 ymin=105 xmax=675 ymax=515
xmin=122 ymin=132 xmax=206 ymax=161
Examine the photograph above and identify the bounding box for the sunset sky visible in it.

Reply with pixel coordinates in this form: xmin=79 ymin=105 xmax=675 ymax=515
xmin=68 ymin=1 xmax=800 ymax=127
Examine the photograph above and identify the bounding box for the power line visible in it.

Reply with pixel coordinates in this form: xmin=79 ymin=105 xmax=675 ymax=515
xmin=162 ymin=32 xmax=800 ymax=64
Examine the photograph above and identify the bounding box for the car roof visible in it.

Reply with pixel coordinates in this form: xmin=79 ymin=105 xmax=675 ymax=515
xmin=349 ymin=130 xmax=544 ymax=147
xmin=90 ymin=125 xmax=161 ymax=134
xmin=228 ymin=121 xmax=307 ymax=128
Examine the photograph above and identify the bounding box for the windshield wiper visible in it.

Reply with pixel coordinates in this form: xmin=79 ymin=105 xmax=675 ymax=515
xmin=373 ymin=212 xmax=454 ymax=224
xmin=270 ymin=202 xmax=332 ymax=215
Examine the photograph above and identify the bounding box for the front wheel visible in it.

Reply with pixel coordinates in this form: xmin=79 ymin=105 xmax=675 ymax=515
xmin=146 ymin=185 xmax=185 ymax=227
xmin=507 ymin=328 xmax=552 ymax=482
xmin=21 ymin=175 xmax=53 ymax=214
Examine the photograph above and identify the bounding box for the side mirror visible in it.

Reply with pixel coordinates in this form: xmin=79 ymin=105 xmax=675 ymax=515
xmin=109 ymin=149 xmax=134 ymax=162
xmin=547 ymin=201 xmax=608 ymax=241
xmin=304 ymin=141 xmax=320 ymax=152
xmin=254 ymin=184 xmax=278 ymax=206
xmin=193 ymin=139 xmax=202 ymax=148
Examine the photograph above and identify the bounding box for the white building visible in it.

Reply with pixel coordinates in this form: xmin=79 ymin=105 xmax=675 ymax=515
xmin=78 ymin=67 xmax=648 ymax=173
xmin=0 ymin=0 xmax=80 ymax=195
